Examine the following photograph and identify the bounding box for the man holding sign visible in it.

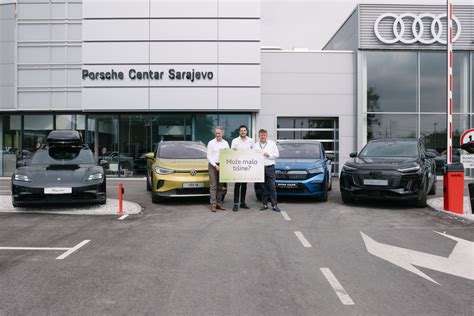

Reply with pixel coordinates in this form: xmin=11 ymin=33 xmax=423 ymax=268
xmin=207 ymin=127 xmax=229 ymax=212
xmin=231 ymin=125 xmax=255 ymax=212
xmin=254 ymin=129 xmax=281 ymax=212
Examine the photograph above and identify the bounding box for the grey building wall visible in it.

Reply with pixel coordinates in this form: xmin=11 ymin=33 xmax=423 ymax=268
xmin=260 ymin=51 xmax=356 ymax=171
xmin=323 ymin=9 xmax=358 ymax=51
xmin=359 ymin=4 xmax=474 ymax=50
xmin=15 ymin=0 xmax=82 ymax=110
xmin=0 ymin=2 xmax=16 ymax=109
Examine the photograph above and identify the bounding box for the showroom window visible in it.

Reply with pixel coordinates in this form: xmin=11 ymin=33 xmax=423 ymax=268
xmin=366 ymin=51 xmax=417 ymax=112
xmin=277 ymin=117 xmax=339 ymax=174
xmin=0 ymin=115 xmax=21 ymax=176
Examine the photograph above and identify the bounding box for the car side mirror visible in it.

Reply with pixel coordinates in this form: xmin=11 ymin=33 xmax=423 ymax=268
xmin=16 ymin=160 xmax=27 ymax=168
xmin=145 ymin=152 xmax=155 ymax=160
xmin=99 ymin=159 xmax=109 ymax=169
xmin=425 ymin=152 xmax=437 ymax=159
xmin=349 ymin=152 xmax=357 ymax=158
xmin=326 ymin=153 xmax=335 ymax=161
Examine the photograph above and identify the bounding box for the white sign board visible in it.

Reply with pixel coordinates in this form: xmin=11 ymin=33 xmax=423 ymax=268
xmin=461 ymin=155 xmax=474 ymax=168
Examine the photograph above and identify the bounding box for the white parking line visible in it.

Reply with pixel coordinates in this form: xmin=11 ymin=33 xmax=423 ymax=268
xmin=0 ymin=246 xmax=69 ymax=251
xmin=294 ymin=231 xmax=312 ymax=248
xmin=320 ymin=268 xmax=355 ymax=305
xmin=56 ymin=240 xmax=90 ymax=260
xmin=118 ymin=214 xmax=129 ymax=220
xmin=280 ymin=211 xmax=291 ymax=221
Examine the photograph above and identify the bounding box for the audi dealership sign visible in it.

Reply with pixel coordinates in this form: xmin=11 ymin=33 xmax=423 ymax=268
xmin=374 ymin=13 xmax=461 ymax=45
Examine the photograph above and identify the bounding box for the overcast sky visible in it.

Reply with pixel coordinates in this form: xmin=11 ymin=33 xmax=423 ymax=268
xmin=261 ymin=0 xmax=474 ymax=50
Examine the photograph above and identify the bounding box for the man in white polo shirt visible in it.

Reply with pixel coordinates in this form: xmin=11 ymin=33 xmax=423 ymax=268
xmin=254 ymin=128 xmax=281 ymax=212
xmin=231 ymin=124 xmax=255 ymax=212
xmin=207 ymin=126 xmax=229 ymax=212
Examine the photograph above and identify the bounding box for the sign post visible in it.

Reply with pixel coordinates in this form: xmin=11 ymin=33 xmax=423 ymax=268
xmin=446 ymin=0 xmax=453 ymax=165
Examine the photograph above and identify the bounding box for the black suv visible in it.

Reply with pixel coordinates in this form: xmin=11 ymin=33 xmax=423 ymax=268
xmin=339 ymin=139 xmax=436 ymax=207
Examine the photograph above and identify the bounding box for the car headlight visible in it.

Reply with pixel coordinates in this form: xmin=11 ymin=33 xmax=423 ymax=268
xmin=14 ymin=174 xmax=31 ymax=182
xmin=307 ymin=167 xmax=325 ymax=174
xmin=154 ymin=167 xmax=174 ymax=175
xmin=87 ymin=173 xmax=104 ymax=181
xmin=342 ymin=165 xmax=357 ymax=172
xmin=397 ymin=165 xmax=421 ymax=173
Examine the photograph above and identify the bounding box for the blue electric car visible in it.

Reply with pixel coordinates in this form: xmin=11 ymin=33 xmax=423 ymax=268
xmin=255 ymin=141 xmax=334 ymax=201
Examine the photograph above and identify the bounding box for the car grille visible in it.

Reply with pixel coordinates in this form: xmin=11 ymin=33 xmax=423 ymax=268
xmin=275 ymin=170 xmax=308 ymax=180
xmin=352 ymin=173 xmax=401 ymax=188
xmin=175 ymin=188 xmax=210 ymax=195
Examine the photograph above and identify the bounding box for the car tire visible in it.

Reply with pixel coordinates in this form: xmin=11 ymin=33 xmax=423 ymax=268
xmin=341 ymin=191 xmax=354 ymax=204
xmin=318 ymin=179 xmax=329 ymax=202
xmin=99 ymin=196 xmax=107 ymax=205
xmin=152 ymin=193 xmax=162 ymax=204
xmin=415 ymin=180 xmax=428 ymax=208
xmin=146 ymin=173 xmax=152 ymax=192
xmin=428 ymin=181 xmax=436 ymax=195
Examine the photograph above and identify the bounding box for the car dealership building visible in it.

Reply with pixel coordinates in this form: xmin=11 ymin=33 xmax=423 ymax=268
xmin=0 ymin=0 xmax=473 ymax=177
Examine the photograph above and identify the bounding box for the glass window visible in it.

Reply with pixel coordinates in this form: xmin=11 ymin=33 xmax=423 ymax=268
xmin=453 ymin=52 xmax=469 ymax=113
xmin=194 ymin=114 xmax=218 ymax=144
xmin=420 ymin=114 xmax=446 ymax=154
xmin=367 ymin=114 xmax=417 ymax=140
xmin=86 ymin=115 xmax=119 ymax=176
xmin=217 ymin=114 xmax=251 ymax=142
xmin=119 ymin=115 xmax=153 ymax=177
xmin=277 ymin=130 xmax=334 ymax=140
xmin=367 ymin=51 xmax=417 ymax=112
xmin=420 ymin=52 xmax=446 ymax=112
xmin=154 ymin=114 xmax=192 ymax=142
xmin=158 ymin=142 xmax=207 ymax=159
xmin=278 ymin=142 xmax=322 ymax=159
xmin=0 ymin=115 xmax=21 ymax=176
xmin=23 ymin=114 xmax=54 ymax=154
xmin=360 ymin=141 xmax=419 ymax=158
xmin=277 ymin=118 xmax=335 ymax=129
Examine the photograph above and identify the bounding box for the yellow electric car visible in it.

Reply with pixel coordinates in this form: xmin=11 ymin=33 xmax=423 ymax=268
xmin=146 ymin=141 xmax=210 ymax=203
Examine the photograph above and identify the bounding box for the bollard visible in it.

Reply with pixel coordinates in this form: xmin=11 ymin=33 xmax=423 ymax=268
xmin=119 ymin=183 xmax=124 ymax=215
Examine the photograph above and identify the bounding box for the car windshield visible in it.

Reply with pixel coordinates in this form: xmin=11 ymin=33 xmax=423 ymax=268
xmin=360 ymin=141 xmax=419 ymax=158
xmin=30 ymin=147 xmax=95 ymax=165
xmin=158 ymin=142 xmax=207 ymax=159
xmin=278 ymin=143 xmax=321 ymax=159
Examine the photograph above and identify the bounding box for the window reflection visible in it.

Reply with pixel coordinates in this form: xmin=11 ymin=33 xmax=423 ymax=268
xmin=367 ymin=114 xmax=417 ymax=140
xmin=367 ymin=51 xmax=417 ymax=112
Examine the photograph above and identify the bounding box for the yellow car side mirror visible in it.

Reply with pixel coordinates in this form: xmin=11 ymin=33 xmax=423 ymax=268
xmin=145 ymin=152 xmax=155 ymax=160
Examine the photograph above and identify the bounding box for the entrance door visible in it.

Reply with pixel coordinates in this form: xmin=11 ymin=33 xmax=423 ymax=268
xmin=277 ymin=117 xmax=339 ymax=174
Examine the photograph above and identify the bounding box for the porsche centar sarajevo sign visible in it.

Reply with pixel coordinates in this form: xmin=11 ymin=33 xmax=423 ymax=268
xmin=82 ymin=68 xmax=214 ymax=82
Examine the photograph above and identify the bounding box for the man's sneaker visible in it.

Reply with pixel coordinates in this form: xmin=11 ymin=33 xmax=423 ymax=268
xmin=272 ymin=206 xmax=281 ymax=212
xmin=260 ymin=205 xmax=268 ymax=211
xmin=233 ymin=205 xmax=239 ymax=212
xmin=240 ymin=203 xmax=250 ymax=209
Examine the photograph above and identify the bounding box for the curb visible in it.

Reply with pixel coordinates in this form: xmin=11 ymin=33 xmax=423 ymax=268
xmin=427 ymin=197 xmax=474 ymax=223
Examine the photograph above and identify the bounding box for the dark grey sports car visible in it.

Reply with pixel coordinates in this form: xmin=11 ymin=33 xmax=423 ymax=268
xmin=11 ymin=130 xmax=107 ymax=207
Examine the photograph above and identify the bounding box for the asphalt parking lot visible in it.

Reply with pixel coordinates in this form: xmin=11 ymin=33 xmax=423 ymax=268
xmin=0 ymin=178 xmax=472 ymax=315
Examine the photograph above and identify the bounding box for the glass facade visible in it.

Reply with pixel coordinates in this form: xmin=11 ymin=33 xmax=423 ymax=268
xmin=365 ymin=51 xmax=473 ymax=157
xmin=0 ymin=113 xmax=252 ymax=177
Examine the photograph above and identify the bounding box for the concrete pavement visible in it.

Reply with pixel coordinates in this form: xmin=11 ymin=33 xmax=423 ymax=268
xmin=0 ymin=179 xmax=472 ymax=315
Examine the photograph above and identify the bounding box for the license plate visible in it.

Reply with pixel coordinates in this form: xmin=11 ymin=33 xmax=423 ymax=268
xmin=44 ymin=187 xmax=72 ymax=194
xmin=363 ymin=179 xmax=388 ymax=186
xmin=277 ymin=183 xmax=298 ymax=188
xmin=183 ymin=182 xmax=204 ymax=188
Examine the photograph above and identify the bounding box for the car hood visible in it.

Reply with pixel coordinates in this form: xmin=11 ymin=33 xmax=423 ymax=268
xmin=347 ymin=157 xmax=421 ymax=170
xmin=155 ymin=158 xmax=208 ymax=171
xmin=18 ymin=164 xmax=102 ymax=185
xmin=275 ymin=158 xmax=324 ymax=170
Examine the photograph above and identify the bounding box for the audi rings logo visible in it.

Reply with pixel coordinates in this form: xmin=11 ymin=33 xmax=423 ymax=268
xmin=374 ymin=13 xmax=461 ymax=45
xmin=190 ymin=169 xmax=197 ymax=176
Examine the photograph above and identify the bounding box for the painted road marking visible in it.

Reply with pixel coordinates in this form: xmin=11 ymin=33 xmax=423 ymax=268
xmin=0 ymin=246 xmax=69 ymax=251
xmin=118 ymin=214 xmax=129 ymax=220
xmin=320 ymin=268 xmax=355 ymax=305
xmin=56 ymin=240 xmax=90 ymax=260
xmin=280 ymin=211 xmax=291 ymax=221
xmin=295 ymin=231 xmax=312 ymax=248
xmin=0 ymin=240 xmax=90 ymax=260
xmin=361 ymin=231 xmax=474 ymax=284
